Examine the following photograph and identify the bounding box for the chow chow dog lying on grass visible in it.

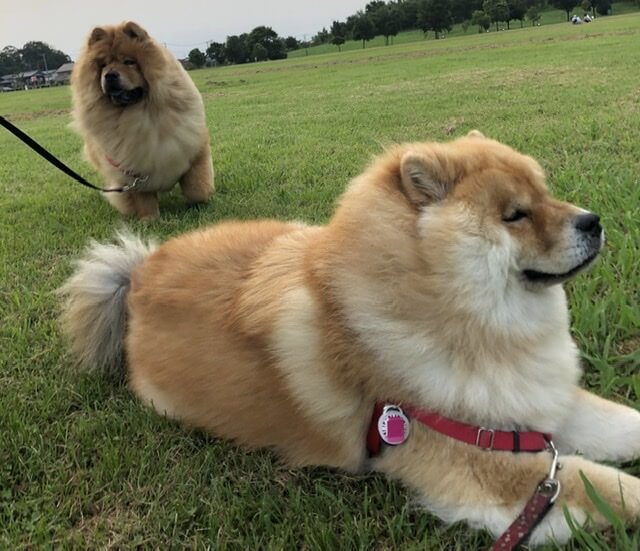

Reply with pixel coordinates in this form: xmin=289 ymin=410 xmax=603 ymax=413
xmin=60 ymin=132 xmax=640 ymax=546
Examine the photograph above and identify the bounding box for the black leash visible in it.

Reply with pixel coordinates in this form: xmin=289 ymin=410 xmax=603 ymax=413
xmin=0 ymin=114 xmax=123 ymax=193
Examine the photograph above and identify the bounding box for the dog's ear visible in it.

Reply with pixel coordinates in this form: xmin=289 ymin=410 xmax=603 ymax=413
xmin=467 ymin=129 xmax=486 ymax=139
xmin=399 ymin=148 xmax=456 ymax=205
xmin=88 ymin=27 xmax=107 ymax=46
xmin=122 ymin=22 xmax=149 ymax=41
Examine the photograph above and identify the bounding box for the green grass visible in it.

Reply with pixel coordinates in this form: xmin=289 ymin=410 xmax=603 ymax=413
xmin=288 ymin=2 xmax=640 ymax=58
xmin=1 ymin=12 xmax=640 ymax=549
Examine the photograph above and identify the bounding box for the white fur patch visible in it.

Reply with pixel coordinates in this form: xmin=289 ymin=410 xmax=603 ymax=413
xmin=271 ymin=287 xmax=362 ymax=424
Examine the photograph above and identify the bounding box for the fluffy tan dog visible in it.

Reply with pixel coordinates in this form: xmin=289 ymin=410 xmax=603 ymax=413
xmin=71 ymin=21 xmax=214 ymax=219
xmin=60 ymin=132 xmax=640 ymax=546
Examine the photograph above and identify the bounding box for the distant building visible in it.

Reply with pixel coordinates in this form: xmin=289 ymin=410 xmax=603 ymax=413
xmin=50 ymin=62 xmax=74 ymax=85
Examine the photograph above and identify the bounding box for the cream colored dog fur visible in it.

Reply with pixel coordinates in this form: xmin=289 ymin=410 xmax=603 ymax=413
xmin=60 ymin=132 xmax=640 ymax=545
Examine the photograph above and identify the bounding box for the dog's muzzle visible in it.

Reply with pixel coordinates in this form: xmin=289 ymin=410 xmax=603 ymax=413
xmin=103 ymin=72 xmax=144 ymax=106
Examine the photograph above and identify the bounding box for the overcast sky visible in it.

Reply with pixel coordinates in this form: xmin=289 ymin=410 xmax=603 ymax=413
xmin=1 ymin=0 xmax=367 ymax=60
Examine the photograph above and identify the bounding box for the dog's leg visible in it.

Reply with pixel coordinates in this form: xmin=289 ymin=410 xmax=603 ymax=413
xmin=376 ymin=427 xmax=640 ymax=545
xmin=128 ymin=191 xmax=160 ymax=220
xmin=179 ymin=142 xmax=214 ymax=205
xmin=553 ymin=388 xmax=640 ymax=461
xmin=104 ymin=188 xmax=136 ymax=216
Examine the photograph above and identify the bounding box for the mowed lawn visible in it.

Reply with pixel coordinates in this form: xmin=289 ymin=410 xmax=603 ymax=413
xmin=1 ymin=13 xmax=640 ymax=550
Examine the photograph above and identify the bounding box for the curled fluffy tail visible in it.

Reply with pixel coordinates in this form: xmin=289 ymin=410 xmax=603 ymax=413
xmin=59 ymin=231 xmax=157 ymax=373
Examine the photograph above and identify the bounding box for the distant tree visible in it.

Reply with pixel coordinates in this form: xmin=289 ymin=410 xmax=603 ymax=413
xmin=471 ymin=9 xmax=492 ymax=30
xmin=483 ymin=0 xmax=510 ymax=29
xmin=247 ymin=26 xmax=286 ymax=60
xmin=462 ymin=19 xmax=471 ymax=32
xmin=331 ymin=35 xmax=346 ymax=51
xmin=509 ymin=0 xmax=527 ymax=27
xmin=551 ymin=0 xmax=578 ymax=20
xmin=312 ymin=27 xmax=331 ymax=45
xmin=0 ymin=45 xmax=22 ymax=74
xmin=526 ymin=5 xmax=542 ymax=24
xmin=592 ymin=0 xmax=611 ymax=14
xmin=225 ymin=34 xmax=250 ymax=64
xmin=371 ymin=4 xmax=402 ymax=45
xmin=352 ymin=13 xmax=376 ymax=48
xmin=365 ymin=0 xmax=387 ymax=13
xmin=20 ymin=41 xmax=70 ymax=71
xmin=393 ymin=0 xmax=420 ymax=29
xmin=284 ymin=36 xmax=300 ymax=50
xmin=188 ymin=48 xmax=206 ymax=68
xmin=206 ymin=42 xmax=227 ymax=65
xmin=580 ymin=0 xmax=596 ymax=14
xmin=451 ymin=0 xmax=484 ymax=22
xmin=418 ymin=0 xmax=454 ymax=38
xmin=252 ymin=43 xmax=268 ymax=61
xmin=330 ymin=20 xmax=348 ymax=38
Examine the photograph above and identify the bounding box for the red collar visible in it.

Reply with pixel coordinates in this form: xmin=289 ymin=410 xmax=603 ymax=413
xmin=367 ymin=402 xmax=551 ymax=457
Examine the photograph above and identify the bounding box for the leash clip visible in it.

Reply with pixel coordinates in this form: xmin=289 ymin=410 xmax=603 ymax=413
xmin=121 ymin=174 xmax=149 ymax=192
xmin=538 ymin=439 xmax=561 ymax=503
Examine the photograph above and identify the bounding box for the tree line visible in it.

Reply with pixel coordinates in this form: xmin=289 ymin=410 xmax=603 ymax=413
xmin=0 ymin=42 xmax=70 ymax=75
xmin=188 ymin=26 xmax=293 ymax=67
xmin=309 ymin=0 xmax=616 ymax=47
xmin=191 ymin=0 xmax=623 ymax=69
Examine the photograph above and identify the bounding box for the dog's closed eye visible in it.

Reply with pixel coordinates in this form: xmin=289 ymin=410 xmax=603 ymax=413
xmin=503 ymin=209 xmax=528 ymax=223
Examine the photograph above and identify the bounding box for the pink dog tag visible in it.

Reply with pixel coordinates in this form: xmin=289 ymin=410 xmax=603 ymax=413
xmin=377 ymin=405 xmax=410 ymax=446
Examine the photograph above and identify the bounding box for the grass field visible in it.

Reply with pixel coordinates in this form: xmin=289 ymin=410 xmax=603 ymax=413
xmin=1 ymin=12 xmax=640 ymax=550
xmin=288 ymin=1 xmax=640 ymax=57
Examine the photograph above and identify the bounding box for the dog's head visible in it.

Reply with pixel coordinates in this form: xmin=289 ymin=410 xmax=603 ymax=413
xmin=394 ymin=131 xmax=603 ymax=293
xmin=83 ymin=22 xmax=152 ymax=107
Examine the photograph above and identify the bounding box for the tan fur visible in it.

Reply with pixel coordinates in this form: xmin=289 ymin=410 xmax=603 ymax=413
xmin=60 ymin=133 xmax=640 ymax=545
xmin=71 ymin=21 xmax=214 ymax=219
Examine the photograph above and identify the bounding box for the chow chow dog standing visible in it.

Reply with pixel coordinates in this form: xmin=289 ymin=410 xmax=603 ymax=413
xmin=60 ymin=132 xmax=640 ymax=546
xmin=71 ymin=21 xmax=214 ymax=219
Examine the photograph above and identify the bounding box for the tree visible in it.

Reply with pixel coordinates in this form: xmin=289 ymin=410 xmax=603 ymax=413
xmin=284 ymin=36 xmax=299 ymax=50
xmin=580 ymin=0 xmax=596 ymax=15
xmin=206 ymin=42 xmax=227 ymax=65
xmin=225 ymin=34 xmax=250 ymax=64
xmin=330 ymin=20 xmax=348 ymax=39
xmin=331 ymin=35 xmax=346 ymax=51
xmin=312 ymin=27 xmax=331 ymax=45
xmin=252 ymin=43 xmax=268 ymax=61
xmin=526 ymin=5 xmax=542 ymax=25
xmin=394 ymin=0 xmax=421 ymax=29
xmin=20 ymin=41 xmax=70 ymax=71
xmin=592 ymin=0 xmax=611 ymax=14
xmin=371 ymin=4 xmax=402 ymax=45
xmin=365 ymin=0 xmax=387 ymax=13
xmin=418 ymin=0 xmax=454 ymax=39
xmin=450 ymin=0 xmax=484 ymax=22
xmin=483 ymin=0 xmax=510 ymax=30
xmin=247 ymin=26 xmax=286 ymax=60
xmin=0 ymin=45 xmax=22 ymax=75
xmin=508 ymin=0 xmax=527 ymax=27
xmin=352 ymin=13 xmax=376 ymax=48
xmin=188 ymin=48 xmax=206 ymax=68
xmin=471 ymin=9 xmax=492 ymax=31
xmin=551 ymin=0 xmax=578 ymax=20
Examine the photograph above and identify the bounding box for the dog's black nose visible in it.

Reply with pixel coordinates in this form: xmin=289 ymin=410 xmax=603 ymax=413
xmin=574 ymin=213 xmax=602 ymax=236
xmin=105 ymin=71 xmax=119 ymax=83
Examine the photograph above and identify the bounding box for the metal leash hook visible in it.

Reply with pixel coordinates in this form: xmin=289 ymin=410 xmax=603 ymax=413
xmin=121 ymin=175 xmax=149 ymax=193
xmin=538 ymin=439 xmax=561 ymax=503
xmin=491 ymin=440 xmax=562 ymax=551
